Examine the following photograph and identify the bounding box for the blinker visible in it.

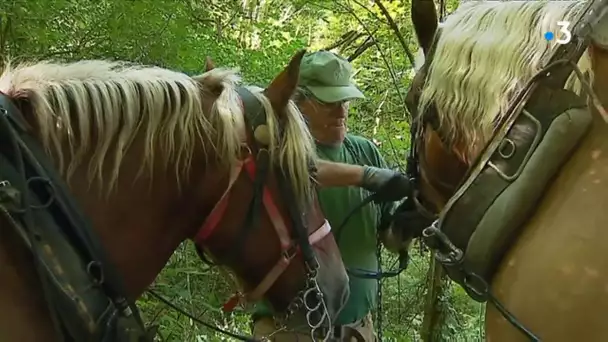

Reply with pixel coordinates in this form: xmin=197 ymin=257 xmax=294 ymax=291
xmin=254 ymin=124 xmax=270 ymax=146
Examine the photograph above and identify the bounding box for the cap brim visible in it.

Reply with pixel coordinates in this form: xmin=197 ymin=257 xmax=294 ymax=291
xmin=305 ymin=85 xmax=365 ymax=103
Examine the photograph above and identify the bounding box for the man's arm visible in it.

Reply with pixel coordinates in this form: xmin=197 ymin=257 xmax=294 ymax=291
xmin=314 ymin=159 xmax=364 ymax=188
xmin=314 ymin=157 xmax=411 ymax=202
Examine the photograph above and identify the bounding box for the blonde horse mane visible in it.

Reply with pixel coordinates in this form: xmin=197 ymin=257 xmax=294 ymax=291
xmin=418 ymin=0 xmax=594 ymax=163
xmin=0 ymin=60 xmax=316 ymax=203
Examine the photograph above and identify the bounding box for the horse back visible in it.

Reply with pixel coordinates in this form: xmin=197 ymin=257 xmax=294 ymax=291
xmin=487 ymin=104 xmax=608 ymax=341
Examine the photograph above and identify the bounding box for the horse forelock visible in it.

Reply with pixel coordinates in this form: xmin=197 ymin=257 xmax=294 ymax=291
xmin=192 ymin=74 xmax=317 ymax=205
xmin=418 ymin=0 xmax=593 ymax=163
xmin=245 ymin=86 xmax=317 ymax=206
xmin=0 ymin=60 xmax=316 ymax=203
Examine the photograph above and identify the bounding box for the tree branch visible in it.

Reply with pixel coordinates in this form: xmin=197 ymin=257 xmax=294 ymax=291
xmin=338 ymin=1 xmax=404 ymax=104
xmin=322 ymin=30 xmax=359 ymax=51
xmin=342 ymin=31 xmax=366 ymax=51
xmin=373 ymin=0 xmax=415 ymax=66
xmin=348 ymin=37 xmax=375 ymax=62
xmin=340 ymin=0 xmax=406 ymax=170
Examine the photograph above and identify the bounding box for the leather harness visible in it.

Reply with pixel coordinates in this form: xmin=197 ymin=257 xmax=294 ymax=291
xmin=195 ymin=87 xmax=332 ymax=312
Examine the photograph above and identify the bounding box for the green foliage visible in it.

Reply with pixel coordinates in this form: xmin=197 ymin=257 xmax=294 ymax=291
xmin=1 ymin=0 xmax=482 ymax=340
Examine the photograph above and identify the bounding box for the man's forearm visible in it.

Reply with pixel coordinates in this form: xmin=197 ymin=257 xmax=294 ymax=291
xmin=314 ymin=159 xmax=365 ymax=188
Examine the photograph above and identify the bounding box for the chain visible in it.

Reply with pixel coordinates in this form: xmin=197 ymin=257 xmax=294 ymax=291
xmin=375 ymin=230 xmax=383 ymax=342
xmin=271 ymin=266 xmax=334 ymax=342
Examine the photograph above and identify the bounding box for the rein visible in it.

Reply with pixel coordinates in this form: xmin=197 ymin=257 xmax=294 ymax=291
xmin=328 ymin=181 xmax=415 ymax=342
xmin=145 ymin=289 xmax=258 ymax=341
xmin=333 ymin=195 xmax=410 ymax=280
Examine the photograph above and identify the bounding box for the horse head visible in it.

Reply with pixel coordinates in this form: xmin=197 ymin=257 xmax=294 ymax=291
xmin=380 ymin=0 xmax=467 ymax=251
xmin=191 ymin=51 xmax=350 ymax=324
xmin=389 ymin=0 xmax=606 ymax=246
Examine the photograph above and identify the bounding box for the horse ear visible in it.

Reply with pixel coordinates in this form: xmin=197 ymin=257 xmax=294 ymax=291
xmin=265 ymin=49 xmax=306 ymax=113
xmin=204 ymin=56 xmax=215 ymax=72
xmin=411 ymin=0 xmax=439 ymax=56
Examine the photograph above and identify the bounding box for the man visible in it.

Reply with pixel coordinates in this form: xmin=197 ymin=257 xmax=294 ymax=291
xmin=251 ymin=51 xmax=407 ymax=341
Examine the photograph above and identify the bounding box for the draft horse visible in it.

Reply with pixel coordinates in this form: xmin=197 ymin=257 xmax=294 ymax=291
xmin=0 ymin=50 xmax=350 ymax=341
xmin=389 ymin=1 xmax=608 ymax=341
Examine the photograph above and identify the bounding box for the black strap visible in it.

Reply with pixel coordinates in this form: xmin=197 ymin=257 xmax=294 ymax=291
xmin=232 ymin=87 xmax=269 ymax=260
xmin=235 ymin=86 xmax=317 ymax=270
xmin=0 ymin=106 xmax=69 ymax=341
xmin=0 ymin=94 xmax=148 ymax=340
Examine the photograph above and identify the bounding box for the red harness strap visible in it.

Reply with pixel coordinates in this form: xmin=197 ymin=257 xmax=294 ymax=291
xmin=193 ymin=148 xmax=331 ymax=312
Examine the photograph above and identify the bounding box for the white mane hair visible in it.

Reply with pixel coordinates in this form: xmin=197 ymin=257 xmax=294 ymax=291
xmin=0 ymin=60 xmax=316 ymax=203
xmin=418 ymin=0 xmax=594 ymax=162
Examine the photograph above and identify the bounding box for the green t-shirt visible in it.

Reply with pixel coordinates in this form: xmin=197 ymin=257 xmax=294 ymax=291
xmin=251 ymin=134 xmax=394 ymax=325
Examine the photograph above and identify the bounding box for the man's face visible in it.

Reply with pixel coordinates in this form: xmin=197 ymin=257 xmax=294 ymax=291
xmin=299 ymin=96 xmax=350 ymax=146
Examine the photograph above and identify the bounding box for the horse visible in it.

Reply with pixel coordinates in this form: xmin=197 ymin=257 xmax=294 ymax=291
xmin=0 ymin=50 xmax=350 ymax=342
xmin=388 ymin=0 xmax=608 ymax=341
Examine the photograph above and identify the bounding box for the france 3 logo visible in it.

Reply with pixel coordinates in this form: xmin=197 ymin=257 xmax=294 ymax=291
xmin=544 ymin=21 xmax=572 ymax=44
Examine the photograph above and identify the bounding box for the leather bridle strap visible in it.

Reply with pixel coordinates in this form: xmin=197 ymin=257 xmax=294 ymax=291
xmin=193 ymin=87 xmax=329 ymax=312
xmin=234 ymin=86 xmax=322 ymax=278
xmin=193 ymin=151 xmax=331 ymax=311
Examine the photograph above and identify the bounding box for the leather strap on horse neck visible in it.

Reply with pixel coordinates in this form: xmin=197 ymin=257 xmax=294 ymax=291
xmin=193 ymin=87 xmax=333 ymax=320
xmin=0 ymin=93 xmax=150 ymax=341
xmin=235 ymin=86 xmax=319 ymax=272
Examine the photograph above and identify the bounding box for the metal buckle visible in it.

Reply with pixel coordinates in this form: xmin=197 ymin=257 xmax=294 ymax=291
xmin=422 ymin=222 xmax=464 ymax=265
xmin=281 ymin=244 xmax=298 ymax=261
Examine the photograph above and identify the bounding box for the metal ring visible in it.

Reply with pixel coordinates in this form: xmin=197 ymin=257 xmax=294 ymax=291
xmin=26 ymin=177 xmax=55 ymax=209
xmin=303 ymin=288 xmax=322 ymax=312
xmin=240 ymin=143 xmax=252 ymax=157
xmin=463 ymin=271 xmax=489 ymax=299
xmin=306 ymin=310 xmax=324 ymax=329
xmin=86 ymin=261 xmax=105 ymax=285
xmin=498 ymin=138 xmax=516 ymax=159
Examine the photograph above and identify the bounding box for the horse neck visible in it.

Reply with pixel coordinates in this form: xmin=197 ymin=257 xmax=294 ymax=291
xmin=60 ymin=131 xmax=218 ymax=298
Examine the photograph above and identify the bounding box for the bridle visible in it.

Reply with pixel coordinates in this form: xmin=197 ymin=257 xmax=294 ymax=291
xmin=192 ymin=87 xmax=335 ymax=340
xmin=399 ymin=30 xmax=447 ymax=236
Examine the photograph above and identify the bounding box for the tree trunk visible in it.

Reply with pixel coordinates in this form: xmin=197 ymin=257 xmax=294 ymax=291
xmin=420 ymin=252 xmax=446 ymax=341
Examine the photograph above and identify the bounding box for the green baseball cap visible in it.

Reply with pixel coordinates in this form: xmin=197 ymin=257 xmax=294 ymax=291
xmin=299 ymin=51 xmax=365 ymax=103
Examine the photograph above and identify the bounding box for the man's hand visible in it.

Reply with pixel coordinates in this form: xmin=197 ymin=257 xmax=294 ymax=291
xmin=361 ymin=166 xmax=412 ymax=202
xmin=313 ymin=160 xmax=412 ymax=202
